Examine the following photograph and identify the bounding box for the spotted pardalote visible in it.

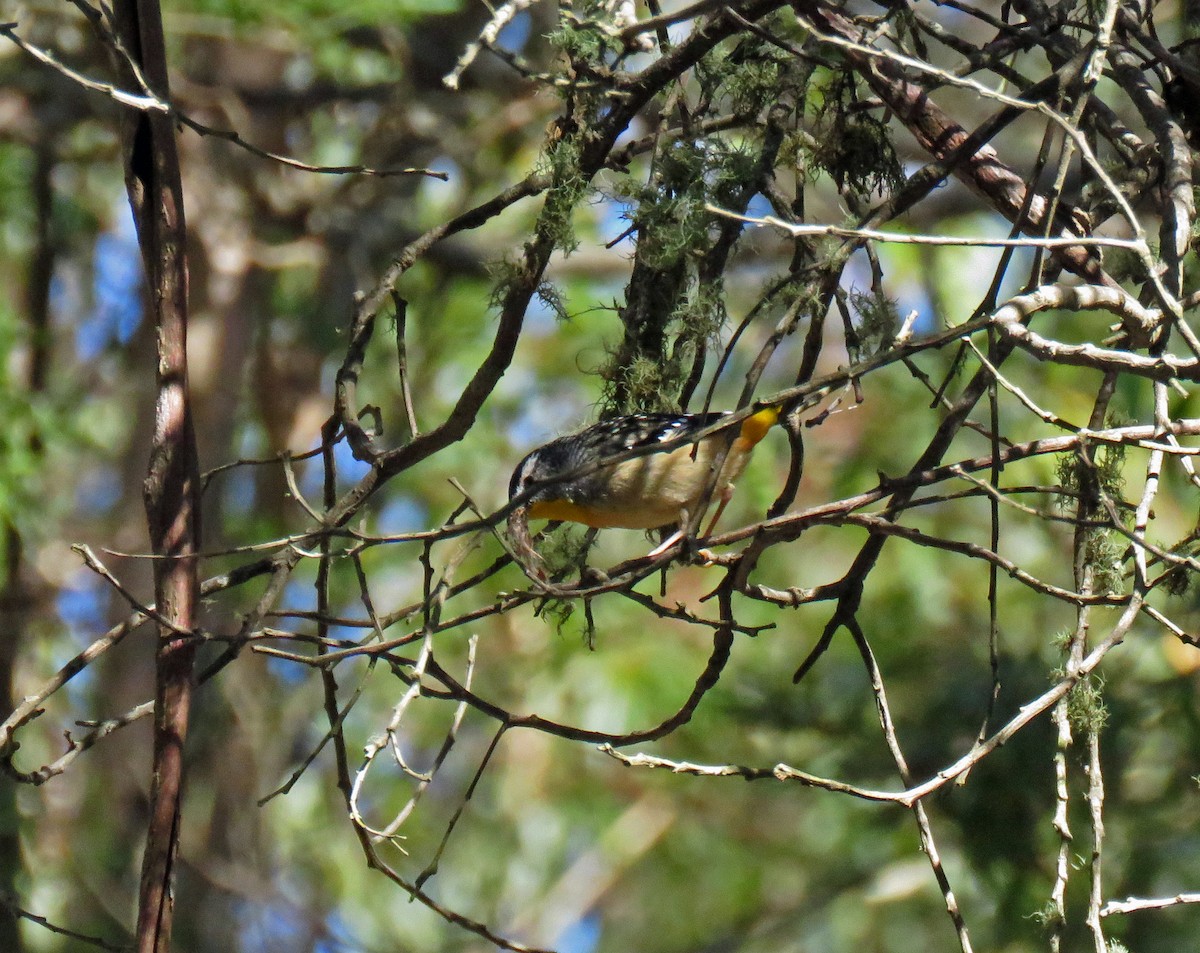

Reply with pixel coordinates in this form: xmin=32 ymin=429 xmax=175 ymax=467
xmin=507 ymin=405 xmax=780 ymax=566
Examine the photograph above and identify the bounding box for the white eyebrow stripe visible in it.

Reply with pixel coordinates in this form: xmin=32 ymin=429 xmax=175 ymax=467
xmin=518 ymin=455 xmax=540 ymax=484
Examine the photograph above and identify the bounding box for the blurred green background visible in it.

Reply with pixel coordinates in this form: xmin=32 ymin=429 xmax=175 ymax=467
xmin=2 ymin=2 xmax=1200 ymax=952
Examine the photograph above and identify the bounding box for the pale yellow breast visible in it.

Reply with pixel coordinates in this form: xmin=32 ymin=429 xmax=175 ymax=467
xmin=566 ymin=438 xmax=751 ymax=529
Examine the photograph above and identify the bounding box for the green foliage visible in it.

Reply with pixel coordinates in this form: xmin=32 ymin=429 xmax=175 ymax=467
xmin=1029 ymin=900 xmax=1065 ymax=932
xmin=1052 ymin=416 xmax=1130 ymax=595
xmin=697 ymin=43 xmax=785 ymax=116
xmin=670 ymin=282 xmax=726 ymax=365
xmin=706 ymin=144 xmax=765 ymax=213
xmin=848 ymin=288 xmax=900 ymax=357
xmin=487 ymin=255 xmax=526 ymax=310
xmin=1083 ymin=527 xmax=1125 ymax=595
xmin=1055 ymin=429 xmax=1128 ymax=508
xmin=612 ymin=141 xmax=711 ymax=271
xmin=609 ymin=354 xmax=682 ymax=413
xmin=535 ymin=594 xmax=578 ymax=640
xmin=164 ymin=0 xmax=463 ymax=85
xmin=694 ymin=11 xmax=811 ymax=117
xmin=1067 ymin=674 xmax=1109 ymax=734
xmin=1161 ymin=550 xmax=1194 ymax=596
xmin=11 ymin=6 xmax=1200 ymax=953
xmin=598 ymin=282 xmax=728 ymax=415
xmin=816 ymin=111 xmax=903 ymax=196
xmin=167 ymin=0 xmax=458 ymax=34
xmin=720 ymin=52 xmax=784 ymax=115
xmin=539 ymin=136 xmax=589 ymax=255
xmin=548 ymin=8 xmax=620 ymax=68
xmin=0 ymin=305 xmax=79 ymax=545
xmin=1104 ymin=245 xmax=1154 ymax=285
xmin=810 ymin=73 xmax=904 ymax=196
xmin=0 ymin=152 xmax=35 ymax=255
xmin=537 ymin=523 xmax=596 ymax=579
xmin=599 ymin=135 xmax=768 ymax=414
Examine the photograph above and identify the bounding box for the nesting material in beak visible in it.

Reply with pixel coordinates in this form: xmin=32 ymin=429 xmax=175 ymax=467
xmin=507 ymin=505 xmax=544 ymax=579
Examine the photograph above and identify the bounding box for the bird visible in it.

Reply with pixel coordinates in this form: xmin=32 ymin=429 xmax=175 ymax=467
xmin=507 ymin=405 xmax=780 ymax=569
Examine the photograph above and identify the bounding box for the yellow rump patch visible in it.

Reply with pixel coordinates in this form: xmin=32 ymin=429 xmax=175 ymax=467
xmin=735 ymin=405 xmax=780 ymax=450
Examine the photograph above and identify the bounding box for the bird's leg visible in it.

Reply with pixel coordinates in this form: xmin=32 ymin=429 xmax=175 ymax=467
xmin=701 ymin=483 xmax=735 ymax=539
xmin=646 ymin=504 xmax=695 ymax=559
xmin=690 ymin=484 xmax=737 ymax=564
xmin=646 ymin=482 xmax=736 ymax=562
xmin=646 ymin=526 xmax=685 ymax=559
